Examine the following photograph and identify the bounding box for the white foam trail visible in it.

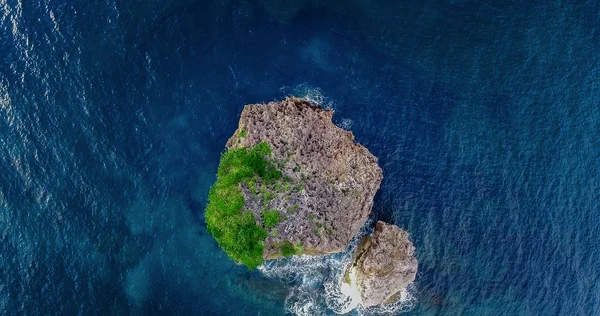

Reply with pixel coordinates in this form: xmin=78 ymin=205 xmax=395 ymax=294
xmin=281 ymin=83 xmax=335 ymax=110
xmin=0 ymin=83 xmax=14 ymax=127
xmin=339 ymin=118 xmax=353 ymax=130
xmin=259 ymin=220 xmax=417 ymax=315
xmin=280 ymin=84 xmax=354 ymax=131
xmin=358 ymin=285 xmax=418 ymax=315
xmin=47 ymin=9 xmax=63 ymax=37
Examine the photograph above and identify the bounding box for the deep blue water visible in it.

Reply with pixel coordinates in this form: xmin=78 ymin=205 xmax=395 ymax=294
xmin=1 ymin=0 xmax=599 ymax=315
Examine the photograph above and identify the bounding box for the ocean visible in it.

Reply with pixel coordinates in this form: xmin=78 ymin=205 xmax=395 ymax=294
xmin=1 ymin=0 xmax=599 ymax=315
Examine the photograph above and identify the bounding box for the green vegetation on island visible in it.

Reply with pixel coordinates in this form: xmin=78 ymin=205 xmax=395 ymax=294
xmin=205 ymin=142 xmax=282 ymax=269
xmin=280 ymin=241 xmax=296 ymax=257
xmin=205 ymin=98 xmax=385 ymax=275
xmin=279 ymin=241 xmax=303 ymax=257
xmin=262 ymin=209 xmax=281 ymax=228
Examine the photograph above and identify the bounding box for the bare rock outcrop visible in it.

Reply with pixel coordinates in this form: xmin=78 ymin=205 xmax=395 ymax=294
xmin=226 ymin=97 xmax=383 ymax=259
xmin=345 ymin=221 xmax=418 ymax=307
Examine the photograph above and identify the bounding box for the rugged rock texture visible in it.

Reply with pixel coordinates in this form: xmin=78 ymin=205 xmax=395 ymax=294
xmin=226 ymin=97 xmax=382 ymax=259
xmin=345 ymin=221 xmax=418 ymax=307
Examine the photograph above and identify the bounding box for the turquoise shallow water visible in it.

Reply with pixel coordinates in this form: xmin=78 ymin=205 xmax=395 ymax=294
xmin=1 ymin=1 xmax=599 ymax=315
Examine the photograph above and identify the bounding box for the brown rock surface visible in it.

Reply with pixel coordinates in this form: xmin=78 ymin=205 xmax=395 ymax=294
xmin=226 ymin=97 xmax=382 ymax=259
xmin=346 ymin=221 xmax=417 ymax=307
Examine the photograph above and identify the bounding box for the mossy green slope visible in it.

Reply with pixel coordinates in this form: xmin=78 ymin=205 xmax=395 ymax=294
xmin=205 ymin=142 xmax=282 ymax=269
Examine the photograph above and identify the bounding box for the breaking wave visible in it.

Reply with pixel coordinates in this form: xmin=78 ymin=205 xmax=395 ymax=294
xmin=258 ymin=220 xmax=417 ymax=315
xmin=281 ymin=83 xmax=335 ymax=110
xmin=280 ymin=84 xmax=354 ymax=131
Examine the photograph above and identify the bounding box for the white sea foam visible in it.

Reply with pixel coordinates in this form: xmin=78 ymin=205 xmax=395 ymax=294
xmin=281 ymin=83 xmax=335 ymax=110
xmin=339 ymin=118 xmax=353 ymax=130
xmin=0 ymin=83 xmax=14 ymax=127
xmin=259 ymin=220 xmax=417 ymax=315
xmin=281 ymin=84 xmax=354 ymax=131
xmin=47 ymin=9 xmax=62 ymax=37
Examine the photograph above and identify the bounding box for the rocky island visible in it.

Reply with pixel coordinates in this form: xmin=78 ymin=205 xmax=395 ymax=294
xmin=205 ymin=97 xmax=417 ymax=307
xmin=345 ymin=221 xmax=418 ymax=306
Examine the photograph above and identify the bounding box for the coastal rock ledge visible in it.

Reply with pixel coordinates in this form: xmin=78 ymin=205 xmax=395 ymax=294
xmin=346 ymin=221 xmax=418 ymax=307
xmin=225 ymin=97 xmax=383 ymax=259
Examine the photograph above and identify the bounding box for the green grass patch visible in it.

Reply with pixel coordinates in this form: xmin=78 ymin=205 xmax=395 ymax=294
xmin=279 ymin=241 xmax=303 ymax=257
xmin=294 ymin=242 xmax=303 ymax=254
xmin=239 ymin=128 xmax=247 ymax=138
xmin=294 ymin=184 xmax=305 ymax=192
xmin=280 ymin=241 xmax=296 ymax=257
xmin=264 ymin=191 xmax=275 ymax=201
xmin=262 ymin=209 xmax=281 ymax=229
xmin=248 ymin=177 xmax=258 ymax=193
xmin=205 ymin=142 xmax=283 ymax=269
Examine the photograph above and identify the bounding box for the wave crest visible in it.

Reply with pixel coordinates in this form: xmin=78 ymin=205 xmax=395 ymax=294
xmin=280 ymin=83 xmax=335 ymax=110
xmin=259 ymin=220 xmax=417 ymax=315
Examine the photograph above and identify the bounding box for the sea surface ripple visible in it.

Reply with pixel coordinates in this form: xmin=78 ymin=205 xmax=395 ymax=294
xmin=1 ymin=0 xmax=599 ymax=315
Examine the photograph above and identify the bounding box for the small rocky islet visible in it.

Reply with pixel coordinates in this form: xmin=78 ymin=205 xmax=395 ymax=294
xmin=205 ymin=97 xmax=417 ymax=306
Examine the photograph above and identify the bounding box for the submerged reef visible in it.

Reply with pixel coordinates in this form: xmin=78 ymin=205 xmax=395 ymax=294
xmin=205 ymin=97 xmax=416 ymax=306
